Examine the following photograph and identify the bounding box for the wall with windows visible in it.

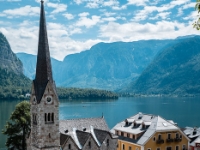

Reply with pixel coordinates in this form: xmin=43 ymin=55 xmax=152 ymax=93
xmin=117 ymin=140 xmax=141 ymax=150
xmin=144 ymin=130 xmax=189 ymax=150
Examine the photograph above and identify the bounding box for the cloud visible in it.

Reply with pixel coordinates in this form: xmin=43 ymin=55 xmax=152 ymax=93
xmin=78 ymin=12 xmax=89 ymax=17
xmin=76 ymin=15 xmax=101 ymax=28
xmin=63 ymin=13 xmax=74 ymax=20
xmin=0 ymin=6 xmax=40 ymax=18
xmin=47 ymin=2 xmax=67 ymax=14
xmin=127 ymin=0 xmax=149 ymax=6
xmin=99 ymin=21 xmax=199 ymax=42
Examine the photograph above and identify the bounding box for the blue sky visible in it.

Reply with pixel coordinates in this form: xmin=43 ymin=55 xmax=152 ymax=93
xmin=0 ymin=0 xmax=199 ymax=60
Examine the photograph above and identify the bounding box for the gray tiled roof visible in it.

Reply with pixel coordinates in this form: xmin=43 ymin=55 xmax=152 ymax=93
xmin=60 ymin=117 xmax=109 ymax=134
xmin=76 ymin=130 xmax=90 ymax=146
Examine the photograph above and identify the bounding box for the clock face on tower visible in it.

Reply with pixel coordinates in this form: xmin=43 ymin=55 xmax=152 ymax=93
xmin=46 ymin=96 xmax=53 ymax=104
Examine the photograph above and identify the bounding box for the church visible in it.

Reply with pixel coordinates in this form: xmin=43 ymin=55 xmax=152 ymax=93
xmin=26 ymin=1 xmax=117 ymax=149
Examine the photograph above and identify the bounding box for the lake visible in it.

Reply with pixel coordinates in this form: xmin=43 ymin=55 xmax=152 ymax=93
xmin=1 ymin=97 xmax=200 ymax=149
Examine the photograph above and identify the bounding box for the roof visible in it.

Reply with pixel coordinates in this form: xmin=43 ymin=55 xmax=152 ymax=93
xmin=60 ymin=117 xmax=109 ymax=134
xmin=183 ymin=127 xmax=200 ymax=145
xmin=111 ymin=112 xmax=181 ymax=146
xmin=34 ymin=0 xmax=54 ymax=103
xmin=59 ymin=118 xmax=116 ymax=149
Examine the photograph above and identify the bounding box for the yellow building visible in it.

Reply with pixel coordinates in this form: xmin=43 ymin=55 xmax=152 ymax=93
xmin=111 ymin=112 xmax=190 ymax=150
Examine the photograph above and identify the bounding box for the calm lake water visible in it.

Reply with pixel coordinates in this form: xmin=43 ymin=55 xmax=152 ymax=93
xmin=1 ymin=97 xmax=200 ymax=149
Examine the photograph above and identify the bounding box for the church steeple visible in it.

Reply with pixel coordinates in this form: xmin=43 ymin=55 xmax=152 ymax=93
xmin=34 ymin=0 xmax=53 ymax=103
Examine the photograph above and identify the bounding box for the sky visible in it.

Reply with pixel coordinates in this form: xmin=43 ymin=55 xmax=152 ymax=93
xmin=0 ymin=0 xmax=199 ymax=61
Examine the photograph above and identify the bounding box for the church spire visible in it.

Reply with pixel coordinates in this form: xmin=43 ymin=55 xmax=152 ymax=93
xmin=34 ymin=0 xmax=53 ymax=102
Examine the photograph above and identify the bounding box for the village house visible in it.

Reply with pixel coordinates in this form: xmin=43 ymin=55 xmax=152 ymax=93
xmin=111 ymin=112 xmax=190 ymax=150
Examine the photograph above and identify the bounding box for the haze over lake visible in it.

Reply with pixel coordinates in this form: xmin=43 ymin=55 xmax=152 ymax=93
xmin=1 ymin=97 xmax=200 ymax=149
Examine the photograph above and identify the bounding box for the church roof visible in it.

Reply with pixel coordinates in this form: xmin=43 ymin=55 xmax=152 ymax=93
xmin=34 ymin=0 xmax=54 ymax=103
xmin=60 ymin=117 xmax=109 ymax=134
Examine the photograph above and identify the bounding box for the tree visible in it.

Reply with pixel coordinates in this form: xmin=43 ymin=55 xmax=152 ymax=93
xmin=194 ymin=0 xmax=200 ymax=30
xmin=2 ymin=101 xmax=30 ymax=150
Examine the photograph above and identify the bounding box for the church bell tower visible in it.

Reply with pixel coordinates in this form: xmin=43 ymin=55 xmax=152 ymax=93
xmin=30 ymin=0 xmax=60 ymax=149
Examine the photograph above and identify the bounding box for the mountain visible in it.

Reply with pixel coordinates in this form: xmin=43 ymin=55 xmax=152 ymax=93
xmin=0 ymin=32 xmax=31 ymax=99
xmin=0 ymin=33 xmax=23 ymax=75
xmin=17 ymin=39 xmax=179 ymax=90
xmin=127 ymin=36 xmax=200 ymax=96
xmin=16 ymin=52 xmax=62 ymax=80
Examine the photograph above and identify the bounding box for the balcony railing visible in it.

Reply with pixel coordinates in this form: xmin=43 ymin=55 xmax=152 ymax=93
xmin=174 ymin=137 xmax=182 ymax=142
xmin=166 ymin=138 xmax=174 ymax=143
xmin=156 ymin=139 xmax=164 ymax=144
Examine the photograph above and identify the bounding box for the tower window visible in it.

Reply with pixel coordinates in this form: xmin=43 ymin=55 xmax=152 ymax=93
xmin=52 ymin=113 xmax=54 ymax=122
xmin=48 ymin=113 xmax=50 ymax=121
xmin=45 ymin=113 xmax=47 ymax=122
xmin=33 ymin=114 xmax=37 ymax=125
xmin=68 ymin=144 xmax=71 ymax=149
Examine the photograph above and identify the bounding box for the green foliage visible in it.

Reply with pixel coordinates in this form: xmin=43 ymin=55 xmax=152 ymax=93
xmin=193 ymin=0 xmax=200 ymax=30
xmin=2 ymin=101 xmax=31 ymax=150
xmin=57 ymin=87 xmax=118 ymax=99
xmin=0 ymin=67 xmax=31 ymax=100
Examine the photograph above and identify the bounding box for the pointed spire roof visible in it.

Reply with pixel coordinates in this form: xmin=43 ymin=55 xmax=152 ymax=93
xmin=34 ymin=0 xmax=54 ymax=102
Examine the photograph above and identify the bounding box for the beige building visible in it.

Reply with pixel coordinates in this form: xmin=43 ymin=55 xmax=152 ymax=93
xmin=111 ymin=112 xmax=190 ymax=150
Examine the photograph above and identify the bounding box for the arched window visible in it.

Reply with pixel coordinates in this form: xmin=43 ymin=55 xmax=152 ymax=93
xmin=48 ymin=113 xmax=50 ymax=121
xmin=51 ymin=113 xmax=54 ymax=122
xmin=45 ymin=113 xmax=47 ymax=123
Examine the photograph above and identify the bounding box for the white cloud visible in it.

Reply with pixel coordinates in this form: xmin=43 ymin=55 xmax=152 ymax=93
xmin=127 ymin=0 xmax=149 ymax=6
xmin=102 ymin=17 xmax=116 ymax=22
xmin=47 ymin=2 xmax=67 ymax=14
xmin=63 ymin=13 xmax=74 ymax=20
xmin=78 ymin=12 xmax=89 ymax=17
xmin=76 ymin=15 xmax=101 ymax=28
xmin=99 ymin=21 xmax=199 ymax=42
xmin=0 ymin=6 xmax=40 ymax=17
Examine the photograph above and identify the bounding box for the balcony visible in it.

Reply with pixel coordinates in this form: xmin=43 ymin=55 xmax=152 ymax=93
xmin=166 ymin=138 xmax=174 ymax=143
xmin=174 ymin=137 xmax=182 ymax=142
xmin=156 ymin=139 xmax=164 ymax=144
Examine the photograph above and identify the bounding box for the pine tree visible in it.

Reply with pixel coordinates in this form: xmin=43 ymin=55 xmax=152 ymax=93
xmin=2 ymin=101 xmax=30 ymax=150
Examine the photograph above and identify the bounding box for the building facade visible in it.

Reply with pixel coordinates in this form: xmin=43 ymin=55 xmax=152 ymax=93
xmin=111 ymin=112 xmax=190 ymax=150
xmin=27 ymin=0 xmax=60 ymax=149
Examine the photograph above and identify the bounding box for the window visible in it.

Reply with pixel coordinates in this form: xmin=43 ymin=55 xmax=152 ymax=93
xmin=127 ymin=133 xmax=130 ymax=138
xmin=33 ymin=114 xmax=37 ymax=125
xmin=153 ymin=137 xmax=156 ymax=141
xmin=180 ymin=135 xmax=182 ymax=139
xmin=122 ymin=144 xmax=125 ymax=150
xmin=166 ymin=147 xmax=172 ymax=150
xmin=168 ymin=133 xmax=171 ymax=139
xmin=51 ymin=113 xmax=54 ymax=122
xmin=107 ymin=139 xmax=109 ymax=146
xmin=129 ymin=146 xmax=132 ymax=150
xmin=68 ymin=144 xmax=71 ymax=149
xmin=116 ymin=130 xmax=118 ymax=135
xmin=147 ymin=148 xmax=151 ymax=150
xmin=158 ymin=134 xmax=161 ymax=140
xmin=88 ymin=141 xmax=91 ymax=148
xmin=157 ymin=148 xmax=160 ymax=150
xmin=176 ymin=133 xmax=179 ymax=138
xmin=183 ymin=145 xmax=186 ymax=150
xmin=121 ymin=132 xmax=124 ymax=136
xmin=175 ymin=146 xmax=179 ymax=150
xmin=48 ymin=113 xmax=50 ymax=121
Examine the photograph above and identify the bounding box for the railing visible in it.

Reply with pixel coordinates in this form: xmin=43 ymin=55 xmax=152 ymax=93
xmin=174 ymin=137 xmax=182 ymax=142
xmin=166 ymin=138 xmax=174 ymax=143
xmin=156 ymin=139 xmax=164 ymax=144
